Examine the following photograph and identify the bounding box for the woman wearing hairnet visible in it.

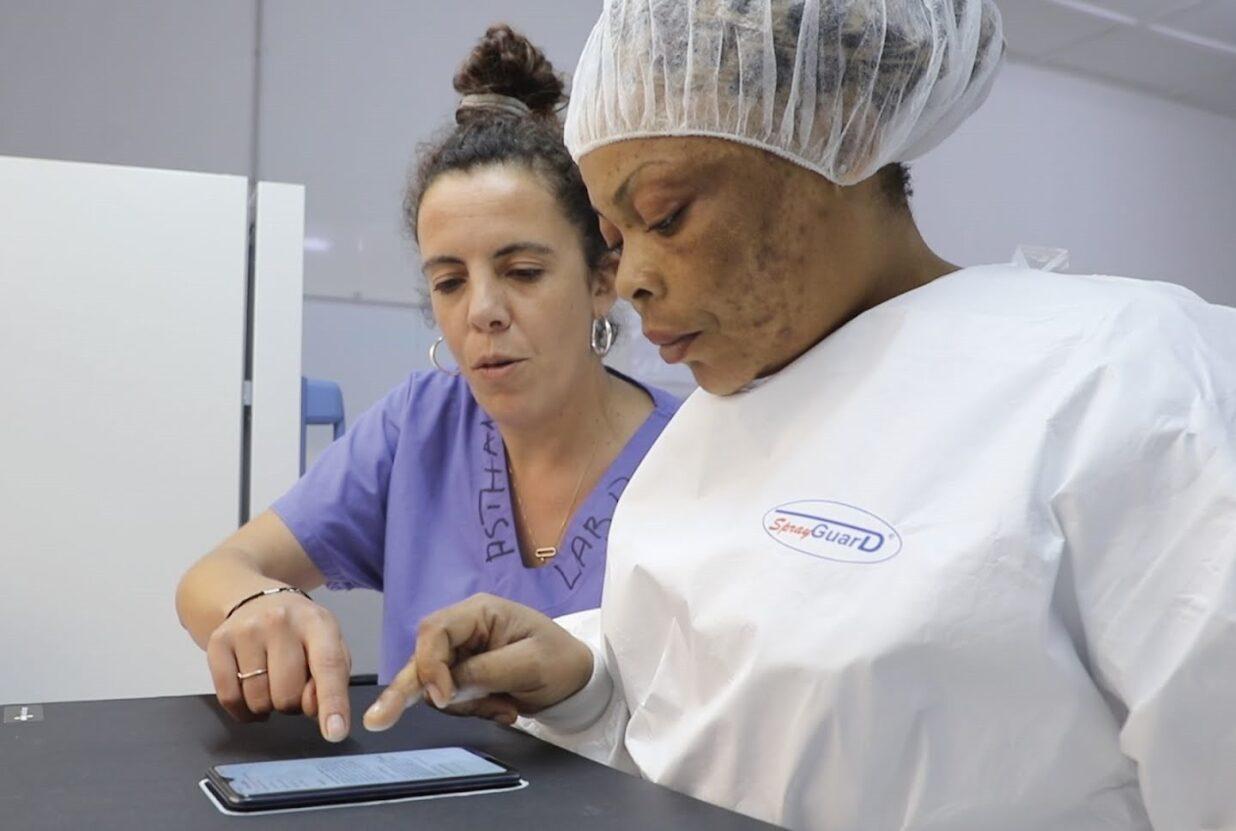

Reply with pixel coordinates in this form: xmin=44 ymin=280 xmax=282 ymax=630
xmin=364 ymin=2 xmax=1236 ymax=828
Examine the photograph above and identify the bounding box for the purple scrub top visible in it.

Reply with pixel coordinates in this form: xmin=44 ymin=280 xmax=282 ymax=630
xmin=272 ymin=369 xmax=680 ymax=682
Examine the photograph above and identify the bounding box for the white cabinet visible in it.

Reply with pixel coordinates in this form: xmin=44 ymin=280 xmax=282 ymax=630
xmin=0 ymin=155 xmax=303 ymax=704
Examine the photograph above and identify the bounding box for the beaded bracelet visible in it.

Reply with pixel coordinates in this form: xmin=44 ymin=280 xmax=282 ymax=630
xmin=225 ymin=586 xmax=313 ymax=620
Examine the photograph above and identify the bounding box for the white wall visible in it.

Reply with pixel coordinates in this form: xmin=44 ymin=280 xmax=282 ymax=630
xmin=0 ymin=0 xmax=256 ymax=176
xmin=914 ymin=58 xmax=1236 ymax=306
xmin=257 ymin=0 xmax=603 ymax=305
xmin=2 ymin=2 xmax=1234 ymax=684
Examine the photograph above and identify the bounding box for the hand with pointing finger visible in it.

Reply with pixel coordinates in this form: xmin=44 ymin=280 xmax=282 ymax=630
xmin=362 ymin=593 xmax=592 ymax=732
xmin=206 ymin=591 xmax=353 ymax=743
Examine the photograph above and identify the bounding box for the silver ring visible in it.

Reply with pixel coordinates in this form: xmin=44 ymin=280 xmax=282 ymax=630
xmin=236 ymin=667 xmax=268 ymax=681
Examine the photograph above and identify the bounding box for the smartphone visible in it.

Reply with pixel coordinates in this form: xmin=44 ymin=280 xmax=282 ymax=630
xmin=205 ymin=746 xmax=522 ymax=812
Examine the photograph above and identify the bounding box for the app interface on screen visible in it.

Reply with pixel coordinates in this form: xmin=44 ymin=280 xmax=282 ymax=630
xmin=216 ymin=748 xmax=504 ymax=796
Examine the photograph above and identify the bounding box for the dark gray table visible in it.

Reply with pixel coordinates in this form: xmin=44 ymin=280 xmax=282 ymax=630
xmin=0 ymin=686 xmax=780 ymax=829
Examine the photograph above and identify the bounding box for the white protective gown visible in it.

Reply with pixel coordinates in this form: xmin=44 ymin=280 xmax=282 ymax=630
xmin=526 ymin=264 xmax=1236 ymax=831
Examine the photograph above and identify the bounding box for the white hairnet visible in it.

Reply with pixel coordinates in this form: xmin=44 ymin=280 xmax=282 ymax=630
xmin=564 ymin=0 xmax=1005 ymax=186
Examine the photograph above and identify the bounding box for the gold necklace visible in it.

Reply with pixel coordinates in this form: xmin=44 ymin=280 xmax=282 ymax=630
xmin=510 ymin=433 xmax=602 ymax=563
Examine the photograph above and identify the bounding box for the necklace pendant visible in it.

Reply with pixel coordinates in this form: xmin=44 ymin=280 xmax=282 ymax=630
xmin=533 ymin=546 xmax=557 ymax=562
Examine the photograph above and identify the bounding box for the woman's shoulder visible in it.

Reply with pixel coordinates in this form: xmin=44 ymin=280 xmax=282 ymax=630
xmin=906 ymin=263 xmax=1206 ymax=314
xmin=950 ymin=265 xmax=1236 ymax=421
xmin=893 ymin=264 xmax=1235 ymax=355
xmin=844 ymin=265 xmax=1236 ymax=429
xmin=377 ymin=369 xmax=482 ymax=438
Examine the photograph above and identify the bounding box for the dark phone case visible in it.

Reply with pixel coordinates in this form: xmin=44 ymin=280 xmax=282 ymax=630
xmin=205 ymin=748 xmax=522 ymax=812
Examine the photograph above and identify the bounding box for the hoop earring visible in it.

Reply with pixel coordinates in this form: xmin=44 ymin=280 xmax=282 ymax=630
xmin=429 ymin=337 xmax=460 ymax=375
xmin=590 ymin=316 xmax=615 ymax=357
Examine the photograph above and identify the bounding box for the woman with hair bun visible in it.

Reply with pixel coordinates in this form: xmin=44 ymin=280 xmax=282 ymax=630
xmin=175 ymin=25 xmax=678 ymax=747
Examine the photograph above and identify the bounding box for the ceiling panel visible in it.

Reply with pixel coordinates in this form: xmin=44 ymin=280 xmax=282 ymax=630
xmin=992 ymin=1 xmax=1236 ymax=117
xmin=997 ymin=0 xmax=1120 ymax=57
xmin=1066 ymin=0 xmax=1206 ymax=21
xmin=1048 ymin=19 xmax=1236 ymax=98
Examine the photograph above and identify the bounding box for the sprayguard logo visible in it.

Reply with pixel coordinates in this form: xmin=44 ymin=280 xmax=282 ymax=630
xmin=763 ymin=500 xmax=902 ymax=564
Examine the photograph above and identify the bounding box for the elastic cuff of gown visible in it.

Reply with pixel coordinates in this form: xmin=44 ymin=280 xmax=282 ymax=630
xmin=532 ymin=642 xmax=613 ymax=733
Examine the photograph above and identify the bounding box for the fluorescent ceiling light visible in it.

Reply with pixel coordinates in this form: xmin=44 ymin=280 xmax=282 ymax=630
xmin=1148 ymin=23 xmax=1236 ymax=57
xmin=1044 ymin=0 xmax=1139 ymax=26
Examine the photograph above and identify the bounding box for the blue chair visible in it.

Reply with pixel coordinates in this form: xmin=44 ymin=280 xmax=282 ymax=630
xmin=301 ymin=377 xmax=345 ymax=474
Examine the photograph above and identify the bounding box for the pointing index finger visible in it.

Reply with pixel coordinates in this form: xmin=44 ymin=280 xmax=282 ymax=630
xmin=304 ymin=623 xmax=351 ymax=743
xmin=363 ymin=658 xmax=424 ymax=732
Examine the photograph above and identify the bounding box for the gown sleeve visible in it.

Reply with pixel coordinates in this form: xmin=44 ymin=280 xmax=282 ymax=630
xmin=270 ymin=377 xmax=413 ymax=591
xmin=517 ymin=608 xmax=638 ymax=774
xmin=1053 ymin=299 xmax=1236 ymax=829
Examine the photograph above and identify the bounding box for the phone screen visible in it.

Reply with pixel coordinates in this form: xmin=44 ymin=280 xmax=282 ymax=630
xmin=213 ymin=747 xmax=507 ymax=797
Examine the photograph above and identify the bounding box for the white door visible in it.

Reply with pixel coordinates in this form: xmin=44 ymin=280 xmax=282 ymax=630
xmin=0 ymin=155 xmax=250 ymax=703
